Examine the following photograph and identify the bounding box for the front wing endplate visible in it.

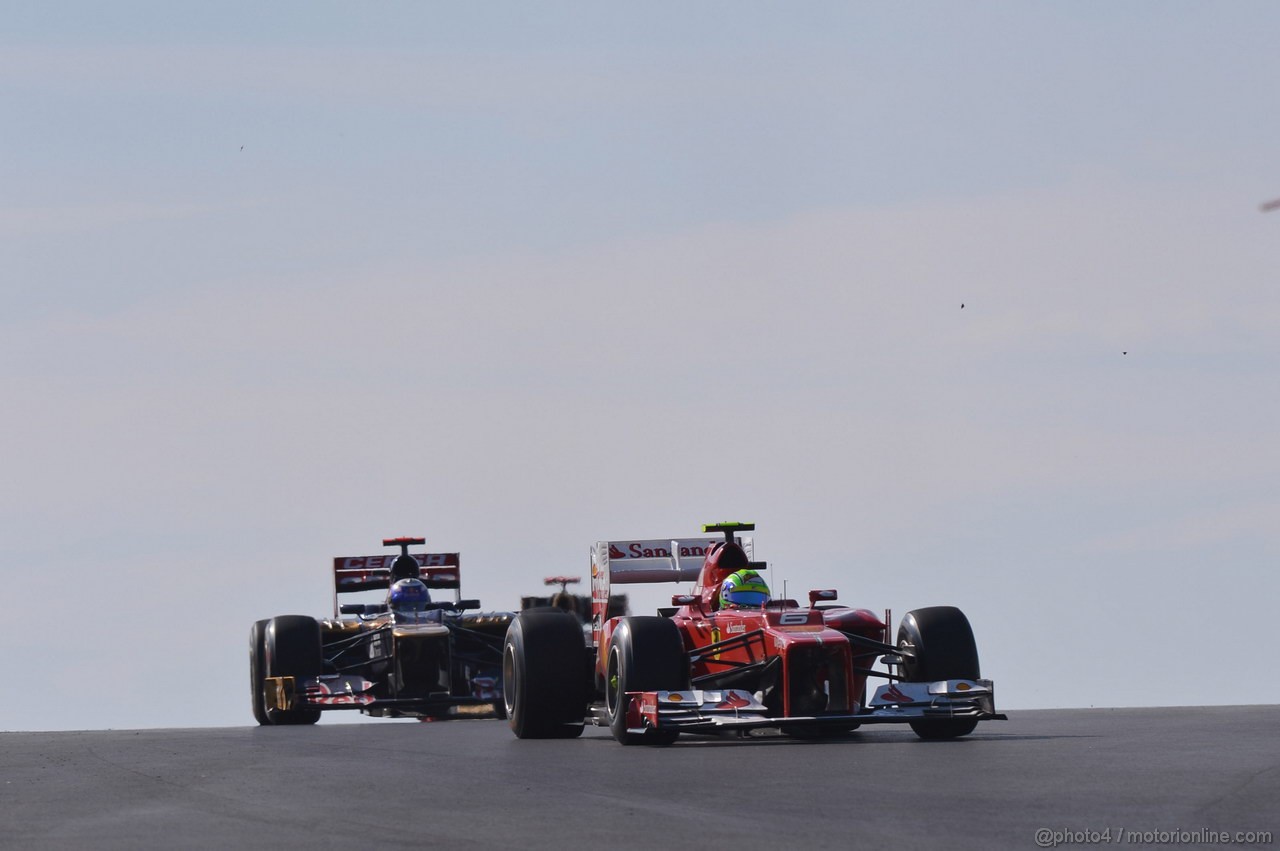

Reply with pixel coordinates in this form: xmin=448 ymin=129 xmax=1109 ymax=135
xmin=265 ymin=675 xmax=377 ymax=712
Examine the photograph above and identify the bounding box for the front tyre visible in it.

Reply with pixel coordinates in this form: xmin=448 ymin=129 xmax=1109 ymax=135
xmin=897 ymin=606 xmax=980 ymax=740
xmin=605 ymin=617 xmax=688 ymax=746
xmin=263 ymin=615 xmax=323 ymax=726
xmin=503 ymin=611 xmax=587 ymax=739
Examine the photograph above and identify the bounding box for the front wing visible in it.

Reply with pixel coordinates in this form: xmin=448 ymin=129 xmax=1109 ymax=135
xmin=620 ymin=679 xmax=1006 ymax=735
xmin=263 ymin=673 xmax=499 ymax=719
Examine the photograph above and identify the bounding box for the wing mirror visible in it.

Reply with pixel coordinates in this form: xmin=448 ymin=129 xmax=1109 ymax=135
xmin=808 ymin=589 xmax=838 ymax=607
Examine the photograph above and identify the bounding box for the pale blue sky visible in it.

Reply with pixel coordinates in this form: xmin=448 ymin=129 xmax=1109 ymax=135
xmin=3 ymin=3 xmax=1278 ymax=729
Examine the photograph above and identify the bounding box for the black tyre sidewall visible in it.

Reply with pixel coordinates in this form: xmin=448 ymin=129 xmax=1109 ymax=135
xmin=606 ymin=617 xmax=687 ymax=746
xmin=897 ymin=606 xmax=981 ymax=740
xmin=897 ymin=606 xmax=979 ymax=682
xmin=249 ymin=619 xmax=271 ymax=725
xmin=264 ymin=615 xmax=323 ymax=725
xmin=504 ymin=611 xmax=587 ymax=739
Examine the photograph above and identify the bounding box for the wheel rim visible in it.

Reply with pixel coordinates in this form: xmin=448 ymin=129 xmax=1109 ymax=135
xmin=502 ymin=644 xmax=519 ymax=718
xmin=605 ymin=647 xmax=622 ymax=719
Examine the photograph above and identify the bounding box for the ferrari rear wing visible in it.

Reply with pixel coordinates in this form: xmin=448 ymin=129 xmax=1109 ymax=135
xmin=589 ymin=535 xmax=753 ymax=646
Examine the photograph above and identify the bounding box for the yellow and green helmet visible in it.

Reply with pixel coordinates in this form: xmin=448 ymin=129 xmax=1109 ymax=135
xmin=719 ymin=569 xmax=770 ymax=609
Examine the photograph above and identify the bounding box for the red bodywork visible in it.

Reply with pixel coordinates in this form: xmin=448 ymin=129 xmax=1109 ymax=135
xmin=594 ymin=539 xmax=886 ymax=718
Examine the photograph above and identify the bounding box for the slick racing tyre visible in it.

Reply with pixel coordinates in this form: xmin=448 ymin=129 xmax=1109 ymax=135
xmin=249 ymin=619 xmax=271 ymax=725
xmin=263 ymin=615 xmax=323 ymax=726
xmin=606 ymin=617 xmax=689 ymax=746
xmin=503 ymin=611 xmax=588 ymax=739
xmin=897 ymin=606 xmax=980 ymax=740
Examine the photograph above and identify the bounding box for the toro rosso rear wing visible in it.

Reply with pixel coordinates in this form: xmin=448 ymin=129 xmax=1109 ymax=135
xmin=589 ymin=534 xmax=754 ymax=647
xmin=332 ymin=551 xmax=461 ymax=617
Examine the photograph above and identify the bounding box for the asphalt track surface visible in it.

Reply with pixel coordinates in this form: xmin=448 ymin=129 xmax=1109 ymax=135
xmin=3 ymin=707 xmax=1277 ymax=850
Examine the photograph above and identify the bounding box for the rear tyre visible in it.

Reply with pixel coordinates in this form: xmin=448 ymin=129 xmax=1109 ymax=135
xmin=897 ymin=606 xmax=980 ymax=740
xmin=249 ymin=619 xmax=271 ymax=725
xmin=264 ymin=615 xmax=323 ymax=726
xmin=503 ymin=611 xmax=588 ymax=739
xmin=605 ymin=617 xmax=689 ymax=746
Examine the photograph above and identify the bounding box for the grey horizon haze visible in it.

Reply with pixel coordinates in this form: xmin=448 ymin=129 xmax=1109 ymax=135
xmin=2 ymin=2 xmax=1278 ymax=731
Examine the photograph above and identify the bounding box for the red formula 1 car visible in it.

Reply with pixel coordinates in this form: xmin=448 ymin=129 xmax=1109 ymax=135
xmin=249 ymin=537 xmax=511 ymax=725
xmin=502 ymin=523 xmax=1005 ymax=744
